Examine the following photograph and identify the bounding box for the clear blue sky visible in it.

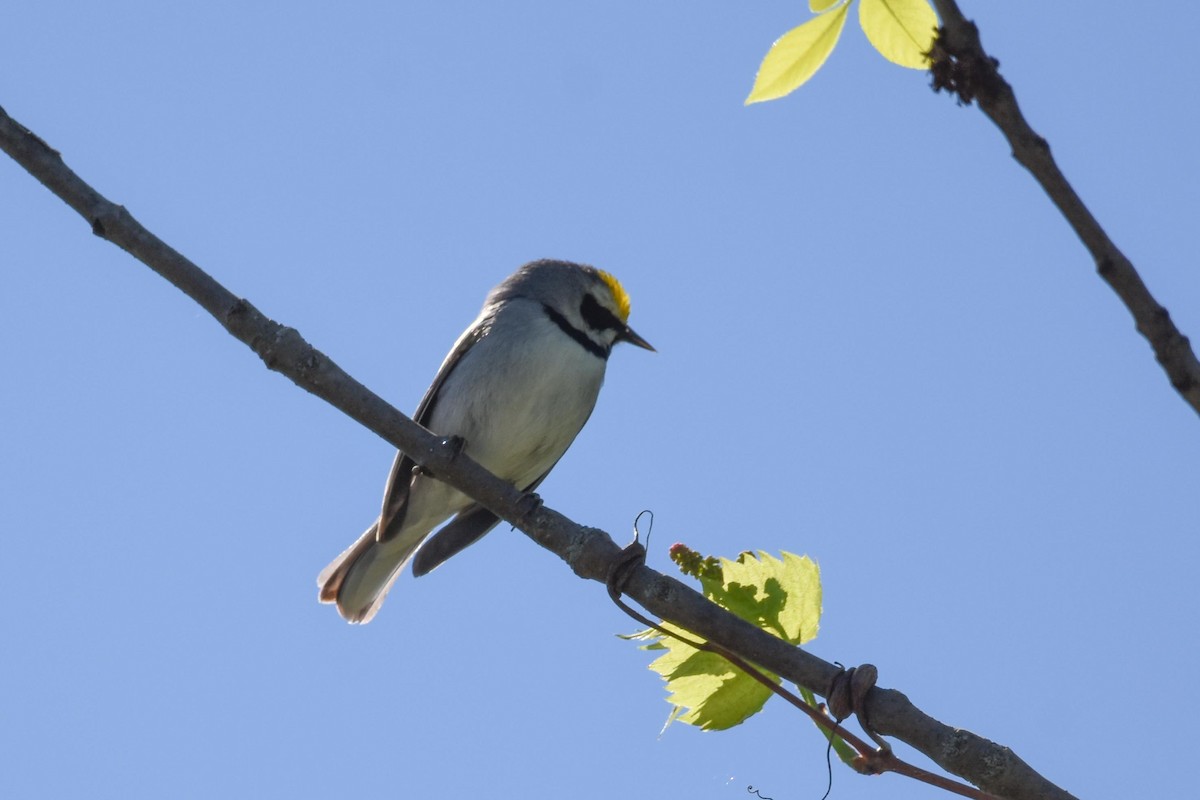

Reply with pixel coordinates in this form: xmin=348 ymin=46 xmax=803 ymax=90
xmin=3 ymin=3 xmax=1198 ymax=799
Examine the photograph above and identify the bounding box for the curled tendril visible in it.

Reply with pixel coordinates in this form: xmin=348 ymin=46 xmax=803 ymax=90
xmin=633 ymin=509 xmax=654 ymax=552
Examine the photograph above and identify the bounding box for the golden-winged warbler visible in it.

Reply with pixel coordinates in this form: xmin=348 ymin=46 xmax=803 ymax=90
xmin=318 ymin=259 xmax=654 ymax=623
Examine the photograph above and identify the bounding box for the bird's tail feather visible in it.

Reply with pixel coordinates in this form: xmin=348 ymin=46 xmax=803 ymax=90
xmin=317 ymin=521 xmax=421 ymax=624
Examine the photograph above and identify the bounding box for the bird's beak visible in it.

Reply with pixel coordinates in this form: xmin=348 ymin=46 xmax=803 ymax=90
xmin=619 ymin=325 xmax=655 ymax=352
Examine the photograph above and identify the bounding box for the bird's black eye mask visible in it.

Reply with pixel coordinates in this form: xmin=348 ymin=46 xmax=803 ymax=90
xmin=541 ymin=298 xmax=611 ymax=360
xmin=580 ymin=293 xmax=623 ymax=334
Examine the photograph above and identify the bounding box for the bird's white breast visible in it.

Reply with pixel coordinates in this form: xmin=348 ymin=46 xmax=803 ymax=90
xmin=425 ymin=298 xmax=607 ymax=490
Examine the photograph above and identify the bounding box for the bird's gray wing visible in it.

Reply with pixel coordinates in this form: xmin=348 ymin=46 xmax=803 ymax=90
xmin=377 ymin=323 xmax=486 ymax=543
xmin=409 ymin=470 xmax=552 ymax=576
xmin=408 ymin=504 xmax=501 ymax=576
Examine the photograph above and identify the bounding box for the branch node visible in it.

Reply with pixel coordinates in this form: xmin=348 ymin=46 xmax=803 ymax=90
xmin=827 ymin=664 xmax=889 ymax=753
xmin=605 ymin=540 xmax=647 ymax=600
xmin=928 ymin=24 xmax=1004 ymax=107
xmin=227 ymin=297 xmax=252 ymax=319
xmin=89 ymin=201 xmax=127 ymax=240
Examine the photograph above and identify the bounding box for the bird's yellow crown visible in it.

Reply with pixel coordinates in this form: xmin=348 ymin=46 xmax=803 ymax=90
xmin=598 ymin=270 xmax=632 ymax=322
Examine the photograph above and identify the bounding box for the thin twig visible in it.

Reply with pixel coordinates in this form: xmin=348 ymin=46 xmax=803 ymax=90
xmin=928 ymin=0 xmax=1200 ymax=417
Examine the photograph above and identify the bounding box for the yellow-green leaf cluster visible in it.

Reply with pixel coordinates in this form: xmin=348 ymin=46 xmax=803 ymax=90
xmin=746 ymin=0 xmax=938 ymax=104
xmin=631 ymin=550 xmax=822 ymax=731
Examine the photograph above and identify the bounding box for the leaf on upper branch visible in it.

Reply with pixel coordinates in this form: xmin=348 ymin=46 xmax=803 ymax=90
xmin=746 ymin=0 xmax=938 ymax=104
xmin=858 ymin=0 xmax=938 ymax=69
xmin=745 ymin=2 xmax=850 ymax=105
xmin=623 ymin=549 xmax=822 ymax=731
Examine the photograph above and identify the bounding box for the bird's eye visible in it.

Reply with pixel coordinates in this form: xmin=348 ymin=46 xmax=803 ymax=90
xmin=580 ymin=294 xmax=622 ymax=332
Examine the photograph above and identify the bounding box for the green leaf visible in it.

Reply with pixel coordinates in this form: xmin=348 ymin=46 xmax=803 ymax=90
xmin=633 ymin=551 xmax=823 ymax=730
xmin=649 ymin=627 xmax=777 ymax=730
xmin=809 ymin=0 xmax=843 ymax=12
xmin=858 ymin=0 xmax=938 ymax=69
xmin=745 ymin=3 xmax=850 ymax=104
xmin=705 ymin=551 xmax=821 ymax=644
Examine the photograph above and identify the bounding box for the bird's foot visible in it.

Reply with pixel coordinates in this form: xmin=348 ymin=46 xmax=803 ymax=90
xmin=516 ymin=491 xmax=543 ymax=522
xmin=411 ymin=435 xmax=467 ymax=478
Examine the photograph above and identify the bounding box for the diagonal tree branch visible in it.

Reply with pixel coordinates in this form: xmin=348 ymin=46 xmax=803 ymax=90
xmin=1 ymin=103 xmax=1075 ymax=800
xmin=928 ymin=0 xmax=1200 ymax=417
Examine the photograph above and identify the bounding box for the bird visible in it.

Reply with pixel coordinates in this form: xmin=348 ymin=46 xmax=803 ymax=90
xmin=317 ymin=259 xmax=654 ymax=623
